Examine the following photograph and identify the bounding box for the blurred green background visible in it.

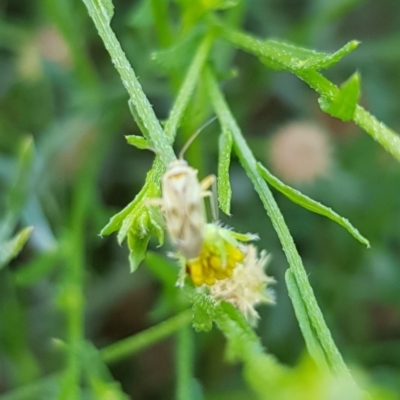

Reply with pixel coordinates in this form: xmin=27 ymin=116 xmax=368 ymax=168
xmin=1 ymin=0 xmax=400 ymax=398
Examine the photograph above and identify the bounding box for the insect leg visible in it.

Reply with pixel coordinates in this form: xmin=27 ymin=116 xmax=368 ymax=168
xmin=200 ymin=174 xmax=218 ymax=222
xmin=146 ymin=198 xmax=164 ymax=207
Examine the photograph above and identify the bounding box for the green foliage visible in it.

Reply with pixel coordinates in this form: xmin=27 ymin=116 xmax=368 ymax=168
xmin=222 ymin=26 xmax=400 ymax=161
xmin=319 ymin=72 xmax=361 ymax=121
xmin=0 ymin=137 xmax=34 ymax=241
xmin=217 ymin=124 xmax=233 ymax=215
xmin=127 ymin=231 xmax=150 ymax=272
xmin=243 ymin=37 xmax=360 ymax=71
xmin=1 ymin=0 xmax=400 ymax=399
xmin=125 ymin=135 xmax=149 ymax=150
xmin=257 ymin=163 xmax=369 ymax=247
xmin=0 ymin=227 xmax=33 ymax=270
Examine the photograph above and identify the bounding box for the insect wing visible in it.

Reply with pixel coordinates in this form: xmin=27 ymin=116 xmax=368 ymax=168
xmin=161 ymin=166 xmax=206 ymax=258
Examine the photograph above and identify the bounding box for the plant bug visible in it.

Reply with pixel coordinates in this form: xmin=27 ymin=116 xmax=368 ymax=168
xmin=148 ymin=118 xmax=218 ymax=259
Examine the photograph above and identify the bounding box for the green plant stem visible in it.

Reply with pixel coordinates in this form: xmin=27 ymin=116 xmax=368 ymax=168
xmin=57 ymin=157 xmax=97 ymax=400
xmin=353 ymin=105 xmax=400 ymax=159
xmin=176 ymin=325 xmax=194 ymax=400
xmin=100 ymin=34 xmax=214 ymax=237
xmin=57 ymin=107 xmax=120 ymax=399
xmin=0 ymin=271 xmax=40 ymax=385
xmin=82 ymin=0 xmax=175 ymax=166
xmin=222 ymin=27 xmax=400 ymax=162
xmin=285 ymin=270 xmax=329 ymax=372
xmin=101 ymin=310 xmax=192 ymax=364
xmin=193 ymin=293 xmax=286 ymax=397
xmin=164 ymin=34 xmax=214 ymax=142
xmin=296 ymin=70 xmax=400 ymax=161
xmin=216 ymin=311 xmax=284 ymax=396
xmin=150 ymin=0 xmax=173 ymax=49
xmin=1 ymin=311 xmax=192 ymax=400
xmin=205 ymin=67 xmax=352 ymax=379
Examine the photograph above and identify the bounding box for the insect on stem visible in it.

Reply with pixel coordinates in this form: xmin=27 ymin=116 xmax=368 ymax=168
xmin=147 ymin=116 xmax=220 ymax=264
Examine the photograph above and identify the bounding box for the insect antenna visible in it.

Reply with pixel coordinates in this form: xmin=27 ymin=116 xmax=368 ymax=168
xmin=178 ymin=116 xmax=218 ymax=160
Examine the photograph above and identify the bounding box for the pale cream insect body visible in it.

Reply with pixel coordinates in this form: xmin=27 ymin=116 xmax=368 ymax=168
xmin=149 ymin=119 xmax=216 ymax=260
xmin=160 ymin=159 xmax=214 ymax=259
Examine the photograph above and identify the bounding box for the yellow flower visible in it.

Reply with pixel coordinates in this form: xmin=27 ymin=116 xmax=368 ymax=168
xmin=187 ymin=239 xmax=244 ymax=286
xmin=175 ymin=223 xmax=257 ymax=287
xmin=172 ymin=223 xmax=275 ymax=323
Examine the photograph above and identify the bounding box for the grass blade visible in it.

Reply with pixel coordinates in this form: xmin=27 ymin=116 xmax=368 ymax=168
xmin=257 ymin=163 xmax=370 ymax=247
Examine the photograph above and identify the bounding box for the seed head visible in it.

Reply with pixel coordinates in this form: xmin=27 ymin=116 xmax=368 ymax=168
xmin=209 ymin=244 xmax=275 ymax=324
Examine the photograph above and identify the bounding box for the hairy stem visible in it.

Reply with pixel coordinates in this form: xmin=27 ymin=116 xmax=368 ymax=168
xmin=205 ymin=67 xmax=353 ymax=380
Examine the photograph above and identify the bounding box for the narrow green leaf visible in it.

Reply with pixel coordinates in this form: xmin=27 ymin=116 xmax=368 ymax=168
xmin=319 ymin=72 xmax=361 ymax=121
xmin=125 ymin=135 xmax=149 ymax=150
xmin=217 ymin=124 xmax=233 ymax=215
xmin=230 ymin=231 xmax=259 ymax=242
xmin=287 ymin=266 xmax=351 ymax=378
xmin=257 ymin=163 xmax=370 ymax=247
xmin=127 ymin=98 xmax=153 ymax=141
xmin=285 ymin=269 xmax=329 ymax=372
xmin=222 ymin=27 xmax=359 ymax=72
xmin=100 ymin=164 xmax=162 ymax=238
xmin=147 ymin=206 xmax=165 ymax=246
xmin=262 ymin=39 xmax=359 ymax=71
xmin=117 ymin=206 xmax=150 ymax=245
xmin=0 ymin=227 xmax=34 ymax=270
xmin=100 ymin=191 xmax=144 ymax=236
xmin=127 ymin=231 xmax=150 ymax=272
xmin=118 ymin=211 xmax=137 ymax=245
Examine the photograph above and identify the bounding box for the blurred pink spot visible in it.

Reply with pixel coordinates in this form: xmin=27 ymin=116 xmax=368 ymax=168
xmin=269 ymin=121 xmax=332 ymax=184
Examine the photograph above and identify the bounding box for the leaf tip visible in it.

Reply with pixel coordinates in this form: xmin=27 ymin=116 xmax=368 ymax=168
xmin=99 ymin=226 xmax=110 ymax=237
xmin=25 ymin=226 xmax=35 ymax=235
